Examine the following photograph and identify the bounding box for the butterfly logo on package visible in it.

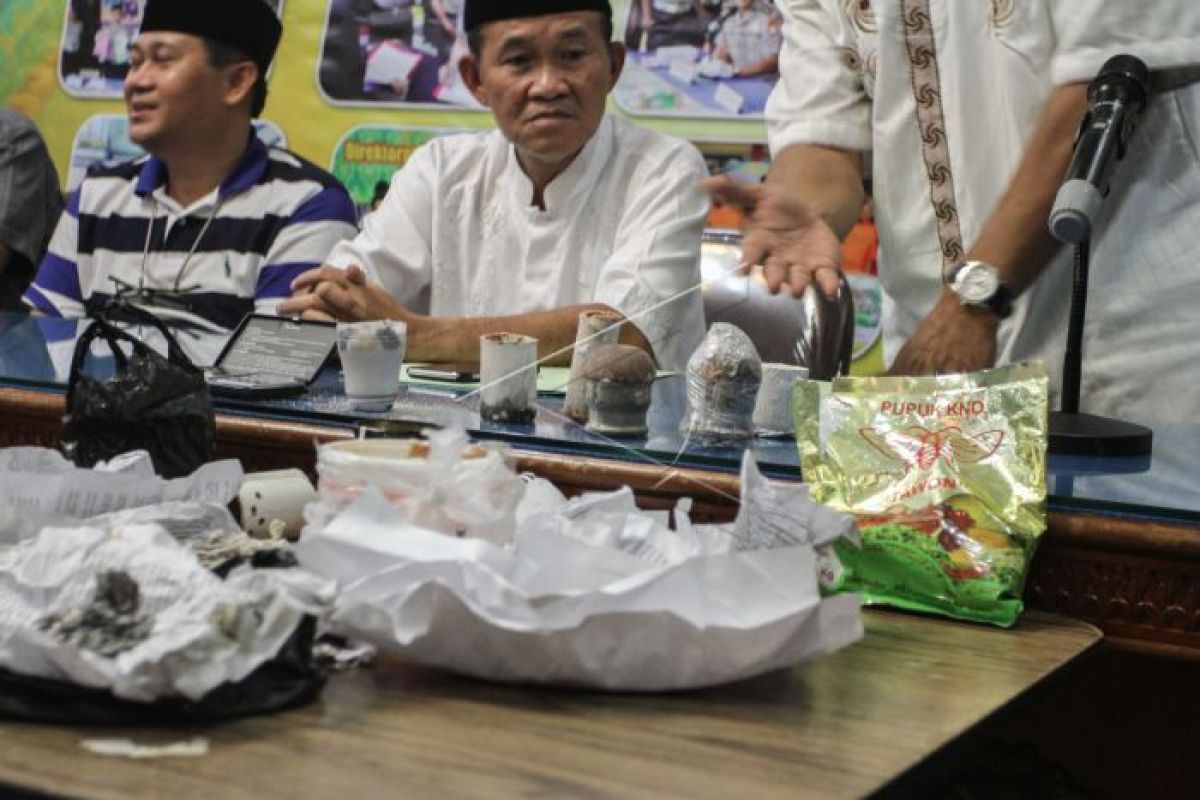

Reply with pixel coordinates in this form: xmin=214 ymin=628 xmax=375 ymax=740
xmin=859 ymin=425 xmax=1005 ymax=472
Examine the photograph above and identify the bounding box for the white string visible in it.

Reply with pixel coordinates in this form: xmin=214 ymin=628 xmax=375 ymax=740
xmin=454 ymin=258 xmax=760 ymax=508
xmin=132 ymin=195 xmax=225 ymax=294
xmin=460 ymin=258 xmax=753 ymax=402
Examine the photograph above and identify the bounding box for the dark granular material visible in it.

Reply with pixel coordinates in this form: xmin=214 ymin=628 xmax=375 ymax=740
xmin=481 ymin=401 xmax=536 ymax=425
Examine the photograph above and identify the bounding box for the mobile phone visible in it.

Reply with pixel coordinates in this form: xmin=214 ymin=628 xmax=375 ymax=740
xmin=208 ymin=374 xmax=308 ymax=399
xmin=407 ymin=363 xmax=480 ymax=382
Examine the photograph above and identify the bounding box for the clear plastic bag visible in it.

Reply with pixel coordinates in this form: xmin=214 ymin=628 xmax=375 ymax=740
xmin=681 ymin=322 xmax=762 ymax=441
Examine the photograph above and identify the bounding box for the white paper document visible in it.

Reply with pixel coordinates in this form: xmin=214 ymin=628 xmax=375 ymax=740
xmin=0 ymin=448 xmax=242 ymax=544
xmin=297 ymin=453 xmax=863 ymax=691
xmin=713 ymin=82 xmax=746 ymax=114
xmin=365 ymin=41 xmax=422 ymax=86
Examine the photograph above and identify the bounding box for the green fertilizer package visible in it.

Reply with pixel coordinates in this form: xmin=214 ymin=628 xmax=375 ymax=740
xmin=796 ymin=364 xmax=1049 ymax=627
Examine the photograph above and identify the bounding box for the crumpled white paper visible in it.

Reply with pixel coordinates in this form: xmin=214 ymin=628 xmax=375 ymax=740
xmin=297 ymin=453 xmax=863 ymax=691
xmin=0 ymin=448 xmax=242 ymax=544
xmin=0 ymin=506 xmax=334 ymax=702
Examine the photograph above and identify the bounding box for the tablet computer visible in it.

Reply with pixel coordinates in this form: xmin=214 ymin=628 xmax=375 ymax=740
xmin=207 ymin=315 xmax=337 ymax=399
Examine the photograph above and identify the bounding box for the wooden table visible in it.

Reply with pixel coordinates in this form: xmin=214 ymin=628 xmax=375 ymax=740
xmin=2 ymin=386 xmax=1197 ymax=657
xmin=0 ymin=611 xmax=1099 ymax=800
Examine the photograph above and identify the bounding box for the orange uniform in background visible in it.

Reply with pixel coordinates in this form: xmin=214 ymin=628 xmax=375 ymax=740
xmin=841 ymin=218 xmax=878 ymax=274
xmin=707 ymin=201 xmax=745 ymax=230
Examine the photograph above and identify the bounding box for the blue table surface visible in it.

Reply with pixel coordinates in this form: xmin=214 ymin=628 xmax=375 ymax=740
xmin=2 ymin=313 xmax=1197 ymax=525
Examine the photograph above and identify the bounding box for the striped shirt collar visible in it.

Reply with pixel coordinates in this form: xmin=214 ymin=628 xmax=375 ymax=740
xmin=133 ymin=133 xmax=271 ymax=201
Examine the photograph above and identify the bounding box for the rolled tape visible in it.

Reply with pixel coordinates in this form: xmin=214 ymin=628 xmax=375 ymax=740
xmin=238 ymin=469 xmax=317 ymax=540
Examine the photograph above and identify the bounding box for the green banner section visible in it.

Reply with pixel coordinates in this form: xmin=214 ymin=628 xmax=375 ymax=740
xmin=330 ymin=126 xmax=450 ymax=207
xmin=0 ymin=0 xmax=61 ymax=106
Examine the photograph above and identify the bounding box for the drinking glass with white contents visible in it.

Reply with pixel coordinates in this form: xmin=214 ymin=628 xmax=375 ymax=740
xmin=337 ymin=320 xmax=407 ymax=411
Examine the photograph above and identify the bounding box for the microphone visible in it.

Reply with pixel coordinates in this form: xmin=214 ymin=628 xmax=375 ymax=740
xmin=1049 ymin=55 xmax=1150 ymax=244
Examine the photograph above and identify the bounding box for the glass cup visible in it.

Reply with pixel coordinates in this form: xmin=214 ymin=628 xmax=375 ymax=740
xmin=337 ymin=320 xmax=407 ymax=411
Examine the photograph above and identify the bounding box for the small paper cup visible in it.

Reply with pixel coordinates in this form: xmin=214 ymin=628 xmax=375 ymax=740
xmin=479 ymin=333 xmax=538 ymax=424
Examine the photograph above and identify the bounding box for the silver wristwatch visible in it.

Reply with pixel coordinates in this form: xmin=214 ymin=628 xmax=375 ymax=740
xmin=945 ymin=260 xmax=1014 ymax=319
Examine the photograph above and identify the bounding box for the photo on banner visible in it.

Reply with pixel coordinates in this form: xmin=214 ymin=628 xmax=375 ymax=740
xmin=57 ymin=0 xmax=285 ymax=99
xmin=316 ymin=0 xmax=482 ymax=108
xmin=614 ymin=0 xmax=782 ymax=119
xmin=329 ymin=125 xmax=465 ymax=218
xmin=66 ymin=114 xmax=287 ymax=192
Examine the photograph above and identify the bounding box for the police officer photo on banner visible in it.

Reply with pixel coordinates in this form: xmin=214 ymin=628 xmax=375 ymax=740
xmin=59 ymin=0 xmax=284 ymax=98
xmin=615 ymin=0 xmax=783 ymax=118
xmin=317 ymin=0 xmax=483 ymax=107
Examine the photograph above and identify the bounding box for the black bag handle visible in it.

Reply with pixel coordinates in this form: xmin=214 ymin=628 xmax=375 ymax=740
xmin=65 ymin=316 xmax=130 ymax=411
xmin=65 ymin=306 xmax=200 ymax=410
xmin=99 ymin=301 xmax=200 ymax=372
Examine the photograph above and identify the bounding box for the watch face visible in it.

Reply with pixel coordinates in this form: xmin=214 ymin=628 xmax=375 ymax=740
xmin=952 ymin=262 xmax=1001 ymax=305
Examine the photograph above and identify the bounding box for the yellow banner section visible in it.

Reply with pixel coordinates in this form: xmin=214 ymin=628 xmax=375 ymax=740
xmin=1 ymin=0 xmax=768 ymax=190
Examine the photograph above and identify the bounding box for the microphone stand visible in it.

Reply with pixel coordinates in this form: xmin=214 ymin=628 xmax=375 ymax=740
xmin=1046 ymin=54 xmax=1154 ymax=457
xmin=1048 ymin=234 xmax=1153 ymax=456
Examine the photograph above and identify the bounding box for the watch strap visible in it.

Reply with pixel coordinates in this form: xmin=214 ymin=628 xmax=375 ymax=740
xmin=985 ymin=283 xmax=1015 ymax=319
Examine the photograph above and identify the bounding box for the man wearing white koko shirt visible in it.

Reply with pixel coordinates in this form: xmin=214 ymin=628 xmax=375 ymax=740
xmin=709 ymin=1 xmax=1200 ymax=427
xmin=282 ymin=0 xmax=709 ymax=371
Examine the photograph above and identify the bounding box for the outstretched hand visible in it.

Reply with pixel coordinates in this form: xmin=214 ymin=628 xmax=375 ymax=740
xmin=701 ymin=174 xmax=843 ymax=299
xmin=278 ymin=265 xmax=410 ymax=323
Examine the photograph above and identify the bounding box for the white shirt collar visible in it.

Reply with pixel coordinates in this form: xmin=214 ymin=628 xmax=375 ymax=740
xmin=150 ymin=185 xmax=221 ymax=218
xmin=505 ymin=115 xmax=614 ymax=217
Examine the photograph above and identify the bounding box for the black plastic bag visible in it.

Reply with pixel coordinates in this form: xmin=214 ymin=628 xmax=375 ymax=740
xmin=62 ymin=306 xmax=215 ymax=479
xmin=0 ymin=617 xmax=324 ymax=725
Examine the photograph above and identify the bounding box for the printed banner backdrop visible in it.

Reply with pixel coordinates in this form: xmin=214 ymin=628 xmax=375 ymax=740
xmin=317 ymin=0 xmax=480 ymax=109
xmin=1 ymin=0 xmax=767 ymax=197
xmin=616 ymin=1 xmax=782 ymax=119
xmin=330 ymin=125 xmax=458 ymax=215
xmin=59 ymin=0 xmax=285 ymax=99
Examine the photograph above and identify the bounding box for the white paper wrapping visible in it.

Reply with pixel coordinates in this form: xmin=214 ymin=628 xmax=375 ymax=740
xmin=0 ymin=448 xmax=242 ymax=544
xmin=0 ymin=504 xmax=334 ymax=702
xmin=297 ymin=454 xmax=863 ymax=691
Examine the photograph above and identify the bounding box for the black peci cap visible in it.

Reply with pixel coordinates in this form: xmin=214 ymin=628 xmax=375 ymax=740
xmin=463 ymin=0 xmax=612 ymax=33
xmin=139 ymin=0 xmax=283 ymax=75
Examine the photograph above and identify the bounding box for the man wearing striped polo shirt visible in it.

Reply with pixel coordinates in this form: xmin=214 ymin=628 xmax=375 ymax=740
xmin=25 ymin=0 xmax=357 ymax=331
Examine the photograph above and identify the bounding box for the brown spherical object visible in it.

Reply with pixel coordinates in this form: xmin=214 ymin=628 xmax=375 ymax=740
xmin=580 ymin=344 xmax=657 ymax=385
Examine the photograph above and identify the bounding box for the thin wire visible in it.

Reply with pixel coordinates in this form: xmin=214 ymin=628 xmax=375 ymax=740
xmin=460 ymin=258 xmax=753 ymax=402
xmin=530 ymin=396 xmax=745 ymax=508
xmin=455 ymin=257 xmax=763 ymax=508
